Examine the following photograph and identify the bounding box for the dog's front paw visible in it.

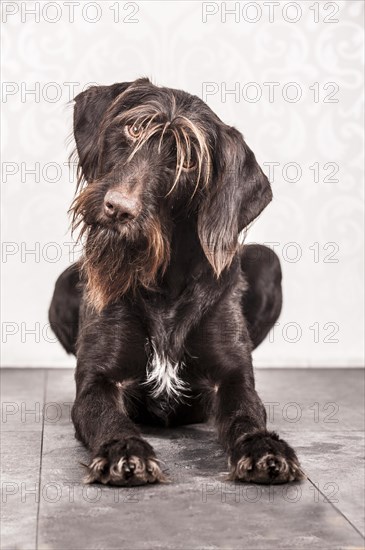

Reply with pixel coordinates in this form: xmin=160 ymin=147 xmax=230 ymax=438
xmin=229 ymin=431 xmax=304 ymax=484
xmin=84 ymin=436 xmax=167 ymax=486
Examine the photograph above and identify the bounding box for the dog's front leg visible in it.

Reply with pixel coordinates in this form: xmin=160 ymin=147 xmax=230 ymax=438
xmin=215 ymin=366 xmax=304 ymax=484
xmin=72 ymin=372 xmax=166 ymax=486
xmin=72 ymin=375 xmax=166 ymax=486
xmin=71 ymin=308 xmax=166 ymax=486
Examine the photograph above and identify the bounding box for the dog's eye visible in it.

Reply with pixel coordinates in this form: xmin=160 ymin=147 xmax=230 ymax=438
xmin=127 ymin=124 xmax=144 ymax=139
xmin=182 ymin=157 xmax=197 ymax=171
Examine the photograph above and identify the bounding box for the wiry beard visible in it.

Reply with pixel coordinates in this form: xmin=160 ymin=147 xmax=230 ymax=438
xmin=80 ymin=219 xmax=170 ymax=313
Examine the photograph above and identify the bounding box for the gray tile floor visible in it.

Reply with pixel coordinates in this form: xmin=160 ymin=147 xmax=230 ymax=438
xmin=1 ymin=368 xmax=364 ymax=550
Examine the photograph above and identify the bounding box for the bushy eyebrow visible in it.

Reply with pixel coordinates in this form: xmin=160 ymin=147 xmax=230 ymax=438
xmin=104 ymin=104 xmax=211 ymax=198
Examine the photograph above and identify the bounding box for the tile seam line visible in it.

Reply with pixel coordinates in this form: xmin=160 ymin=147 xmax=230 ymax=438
xmin=35 ymin=369 xmax=48 ymax=550
xmin=307 ymin=474 xmax=365 ymax=541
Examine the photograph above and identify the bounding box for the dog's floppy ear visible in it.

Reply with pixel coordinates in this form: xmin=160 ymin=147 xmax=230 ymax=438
xmin=73 ymin=82 xmax=133 ymax=183
xmin=198 ymin=126 xmax=272 ymax=276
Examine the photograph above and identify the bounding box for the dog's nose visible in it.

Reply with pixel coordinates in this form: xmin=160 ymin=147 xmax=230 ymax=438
xmin=103 ymin=190 xmax=140 ymax=222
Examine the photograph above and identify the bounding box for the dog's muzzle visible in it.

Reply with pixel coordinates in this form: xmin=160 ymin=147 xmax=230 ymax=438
xmin=103 ymin=189 xmax=141 ymax=223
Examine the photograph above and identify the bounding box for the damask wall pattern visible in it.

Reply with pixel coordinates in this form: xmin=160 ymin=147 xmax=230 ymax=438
xmin=1 ymin=0 xmax=364 ymax=367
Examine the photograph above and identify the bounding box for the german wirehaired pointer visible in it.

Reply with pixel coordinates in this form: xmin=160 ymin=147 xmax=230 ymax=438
xmin=49 ymin=78 xmax=303 ymax=486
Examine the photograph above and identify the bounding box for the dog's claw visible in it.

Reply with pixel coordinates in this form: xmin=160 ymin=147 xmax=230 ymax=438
xmin=229 ymin=431 xmax=304 ymax=484
xmin=84 ymin=437 xmax=167 ymax=486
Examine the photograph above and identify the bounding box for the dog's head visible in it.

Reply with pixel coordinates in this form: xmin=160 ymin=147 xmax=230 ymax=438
xmin=71 ymin=78 xmax=272 ymax=311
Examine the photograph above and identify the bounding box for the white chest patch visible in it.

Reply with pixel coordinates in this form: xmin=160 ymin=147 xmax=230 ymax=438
xmin=145 ymin=344 xmax=187 ymax=400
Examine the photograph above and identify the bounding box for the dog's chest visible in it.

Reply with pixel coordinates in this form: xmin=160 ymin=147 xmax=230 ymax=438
xmin=144 ymin=336 xmax=187 ymax=401
xmin=141 ymin=298 xmax=189 ymax=404
xmin=137 ymin=257 xmax=206 ymax=407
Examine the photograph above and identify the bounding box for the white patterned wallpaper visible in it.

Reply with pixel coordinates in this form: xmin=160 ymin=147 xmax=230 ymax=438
xmin=1 ymin=0 xmax=364 ymax=367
